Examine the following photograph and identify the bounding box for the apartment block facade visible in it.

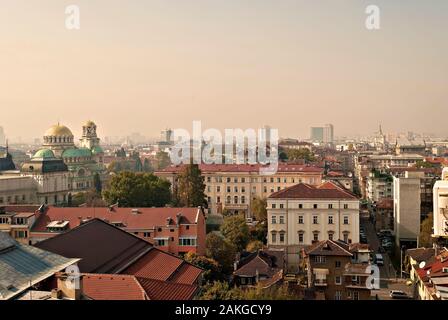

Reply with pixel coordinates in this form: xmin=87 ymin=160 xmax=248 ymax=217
xmin=156 ymin=164 xmax=324 ymax=218
xmin=267 ymin=181 xmax=360 ymax=268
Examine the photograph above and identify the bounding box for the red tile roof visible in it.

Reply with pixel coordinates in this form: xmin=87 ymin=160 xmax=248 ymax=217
xmin=137 ymin=277 xmax=198 ymax=300
xmin=269 ymin=181 xmax=358 ymax=199
xmin=31 ymin=206 xmax=201 ymax=233
xmin=169 ymin=262 xmax=204 ymax=285
xmin=82 ymin=274 xmax=148 ymax=300
xmin=156 ymin=164 xmax=324 ymax=174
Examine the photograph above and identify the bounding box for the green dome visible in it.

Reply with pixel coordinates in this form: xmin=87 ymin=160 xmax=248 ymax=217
xmin=91 ymin=145 xmax=104 ymax=155
xmin=62 ymin=148 xmax=92 ymax=158
xmin=32 ymin=149 xmax=56 ymax=159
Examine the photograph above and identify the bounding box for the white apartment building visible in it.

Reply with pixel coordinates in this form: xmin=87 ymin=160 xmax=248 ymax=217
xmin=156 ymin=163 xmax=324 ymax=218
xmin=366 ymin=172 xmax=393 ymax=202
xmin=267 ymin=181 xmax=360 ymax=268
xmin=393 ymin=172 xmax=421 ymax=247
xmin=433 ymin=167 xmax=448 ymax=238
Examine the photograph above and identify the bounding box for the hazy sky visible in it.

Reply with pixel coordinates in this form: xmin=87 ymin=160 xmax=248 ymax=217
xmin=1 ymin=0 xmax=447 ymax=141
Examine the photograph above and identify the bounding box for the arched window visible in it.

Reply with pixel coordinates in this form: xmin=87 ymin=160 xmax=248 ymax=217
xmin=226 ymin=196 xmax=231 ymax=204
xmin=241 ymin=196 xmax=245 ymax=204
xmin=234 ymin=196 xmax=238 ymax=204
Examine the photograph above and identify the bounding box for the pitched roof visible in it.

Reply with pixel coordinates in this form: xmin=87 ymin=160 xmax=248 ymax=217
xmin=406 ymin=248 xmax=436 ymax=263
xmin=137 ymin=277 xmax=198 ymax=300
xmin=234 ymin=250 xmax=284 ymax=278
xmin=304 ymin=240 xmax=353 ymax=257
xmin=31 ymin=206 xmax=201 ymax=233
xmin=156 ymin=163 xmax=324 ymax=174
xmin=269 ymin=181 xmax=358 ymax=200
xmin=34 ymin=219 xmax=202 ymax=285
xmin=0 ymin=232 xmax=79 ymax=300
xmin=82 ymin=274 xmax=148 ymax=300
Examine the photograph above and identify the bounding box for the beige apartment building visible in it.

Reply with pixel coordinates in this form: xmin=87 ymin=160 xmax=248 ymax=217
xmin=156 ymin=164 xmax=324 ymax=218
xmin=267 ymin=181 xmax=360 ymax=268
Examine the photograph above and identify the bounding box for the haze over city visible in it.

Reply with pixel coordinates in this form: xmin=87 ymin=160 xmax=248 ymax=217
xmin=1 ymin=0 xmax=447 ymax=141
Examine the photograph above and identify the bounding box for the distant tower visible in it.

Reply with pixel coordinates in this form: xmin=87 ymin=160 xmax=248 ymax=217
xmin=80 ymin=120 xmax=100 ymax=149
xmin=0 ymin=126 xmax=5 ymax=146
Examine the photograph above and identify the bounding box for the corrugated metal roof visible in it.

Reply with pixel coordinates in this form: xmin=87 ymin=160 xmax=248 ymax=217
xmin=0 ymin=232 xmax=79 ymax=300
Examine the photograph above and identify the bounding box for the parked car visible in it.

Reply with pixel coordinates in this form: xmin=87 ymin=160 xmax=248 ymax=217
xmin=390 ymin=290 xmax=411 ymax=299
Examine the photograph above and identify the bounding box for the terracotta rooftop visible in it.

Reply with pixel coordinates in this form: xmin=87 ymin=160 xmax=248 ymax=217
xmin=269 ymin=181 xmax=358 ymax=200
xmin=31 ymin=206 xmax=202 ymax=233
xmin=34 ymin=219 xmax=203 ymax=285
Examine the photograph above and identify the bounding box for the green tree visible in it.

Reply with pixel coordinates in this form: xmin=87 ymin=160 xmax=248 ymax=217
xmin=155 ymin=151 xmax=171 ymax=170
xmin=285 ymin=148 xmax=315 ymax=163
xmin=220 ymin=215 xmax=250 ymax=252
xmin=205 ymin=232 xmax=237 ymax=275
xmin=250 ymin=221 xmax=268 ymax=244
xmin=246 ymin=240 xmax=263 ymax=253
xmin=419 ymin=213 xmax=434 ymax=248
xmin=93 ymin=173 xmax=102 ymax=193
xmin=251 ymin=197 xmax=267 ymax=222
xmin=175 ymin=164 xmax=207 ymax=207
xmin=102 ymin=172 xmax=171 ymax=207
xmin=184 ymin=252 xmax=224 ymax=282
xmin=199 ymin=281 xmax=243 ymax=300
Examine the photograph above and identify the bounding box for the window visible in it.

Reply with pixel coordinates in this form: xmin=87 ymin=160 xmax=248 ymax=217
xmin=217 ymin=186 xmax=221 ymax=192
xmin=314 ymin=256 xmax=326 ymax=263
xmin=226 ymin=196 xmax=231 ymax=204
xmin=277 ymin=178 xmax=281 ymax=183
xmin=15 ymin=231 xmax=28 ymax=238
xmin=143 ymin=232 xmax=150 ymax=238
xmin=313 ymin=204 xmax=318 ymax=209
xmin=328 ymin=233 xmax=334 ymax=240
xmin=241 ymin=187 xmax=245 ymax=193
xmin=344 ymin=204 xmax=349 ymax=209
xmin=313 ymin=232 xmax=319 ymax=241
xmin=263 ymin=186 xmax=267 ymax=193
xmin=217 ymin=196 xmax=221 ymax=203
xmin=353 ymin=292 xmax=359 ymax=300
xmin=241 ymin=196 xmax=246 ymax=204
xmin=335 ymin=261 xmax=341 ymax=268
xmin=155 ymin=239 xmax=167 ymax=246
xmin=279 ymin=232 xmax=285 ymax=243
xmin=227 ymin=177 xmax=231 ymax=183
xmin=313 ymin=216 xmax=318 ymax=224
xmin=343 ymin=232 xmax=349 ymax=243
xmin=272 ymin=216 xmax=277 ymax=224
xmin=227 ymin=186 xmax=231 ymax=193
xmin=335 ymin=276 xmax=342 ymax=285
xmin=328 ymin=216 xmax=334 ymax=224
xmin=234 ymin=186 xmax=238 ymax=193
xmin=298 ymin=204 xmax=303 ymax=209
xmin=279 ymin=216 xmax=285 ymax=224
xmin=234 ymin=177 xmax=238 ymax=183
xmin=270 ymin=178 xmax=274 ymax=183
xmin=298 ymin=232 xmax=304 ymax=244
xmin=279 ymin=203 xmax=284 ymax=209
xmin=271 ymin=232 xmax=277 ymax=243
xmin=328 ymin=204 xmax=333 ymax=209
xmin=335 ymin=291 xmax=342 ymax=300
xmin=179 ymin=238 xmax=197 ymax=246
xmin=343 ymin=216 xmax=349 ymax=225
xmin=272 ymin=204 xmax=276 ymax=209
xmin=234 ymin=196 xmax=238 ymax=204
xmin=207 ymin=177 xmax=211 ymax=182
xmin=298 ymin=215 xmax=304 ymax=224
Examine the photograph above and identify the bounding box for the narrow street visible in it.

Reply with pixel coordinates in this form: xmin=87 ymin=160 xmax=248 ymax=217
xmin=360 ymin=215 xmax=413 ymax=300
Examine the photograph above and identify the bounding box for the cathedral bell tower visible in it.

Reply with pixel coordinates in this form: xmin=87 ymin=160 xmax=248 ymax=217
xmin=80 ymin=120 xmax=100 ymax=149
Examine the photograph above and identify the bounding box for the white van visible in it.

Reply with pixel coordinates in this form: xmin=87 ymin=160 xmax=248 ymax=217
xmin=375 ymin=254 xmax=384 ymax=266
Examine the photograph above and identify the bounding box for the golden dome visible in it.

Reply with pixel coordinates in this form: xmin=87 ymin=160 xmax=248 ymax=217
xmin=44 ymin=124 xmax=74 ymax=137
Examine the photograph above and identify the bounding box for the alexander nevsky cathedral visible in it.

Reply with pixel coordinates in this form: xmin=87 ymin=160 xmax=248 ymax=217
xmin=0 ymin=121 xmax=106 ymax=206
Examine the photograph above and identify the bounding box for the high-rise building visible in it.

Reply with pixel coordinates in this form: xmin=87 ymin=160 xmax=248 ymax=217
xmin=393 ymin=172 xmax=421 ymax=248
xmin=310 ymin=124 xmax=334 ymax=144
xmin=0 ymin=126 xmax=5 ymax=146
xmin=433 ymin=167 xmax=448 ymax=239
xmin=310 ymin=127 xmax=324 ymax=142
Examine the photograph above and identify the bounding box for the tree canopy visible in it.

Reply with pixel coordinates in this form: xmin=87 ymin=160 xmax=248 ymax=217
xmin=174 ymin=164 xmax=207 ymax=207
xmin=102 ymin=172 xmax=171 ymax=207
xmin=220 ymin=215 xmax=250 ymax=252
xmin=205 ymin=232 xmax=237 ymax=275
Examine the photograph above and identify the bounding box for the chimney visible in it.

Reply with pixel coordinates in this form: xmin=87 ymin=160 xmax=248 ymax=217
xmin=55 ymin=272 xmax=83 ymax=300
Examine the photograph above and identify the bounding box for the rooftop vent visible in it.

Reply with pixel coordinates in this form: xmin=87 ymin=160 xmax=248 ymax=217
xmin=131 ymin=209 xmax=140 ymax=214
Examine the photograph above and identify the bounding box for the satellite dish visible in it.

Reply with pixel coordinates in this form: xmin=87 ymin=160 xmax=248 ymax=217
xmin=419 ymin=261 xmax=426 ymax=269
